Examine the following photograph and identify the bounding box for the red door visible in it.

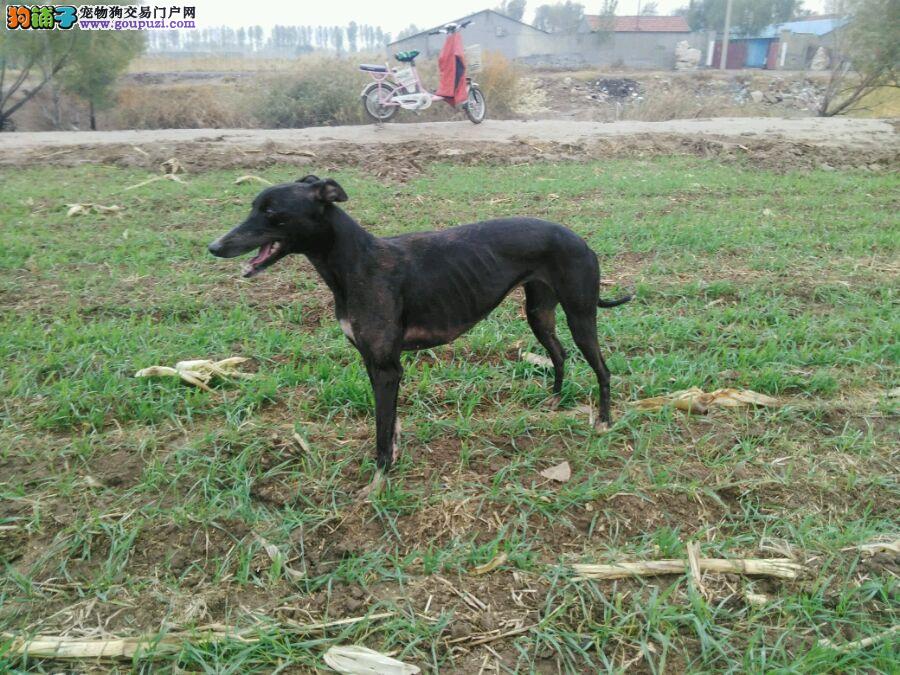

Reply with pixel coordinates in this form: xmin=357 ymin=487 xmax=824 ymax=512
xmin=766 ymin=40 xmax=780 ymax=69
xmin=712 ymin=40 xmax=748 ymax=69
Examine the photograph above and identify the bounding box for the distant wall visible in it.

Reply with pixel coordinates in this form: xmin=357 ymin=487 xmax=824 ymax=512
xmin=777 ymin=29 xmax=839 ymax=69
xmin=390 ymin=12 xmax=554 ymax=62
xmin=390 ymin=14 xmax=715 ymax=70
xmin=519 ymin=31 xmax=708 ymax=69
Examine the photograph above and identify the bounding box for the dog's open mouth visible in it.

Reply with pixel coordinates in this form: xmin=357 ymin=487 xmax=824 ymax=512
xmin=242 ymin=241 xmax=284 ymax=278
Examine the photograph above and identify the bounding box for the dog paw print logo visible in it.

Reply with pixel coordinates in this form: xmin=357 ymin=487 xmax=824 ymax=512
xmin=6 ymin=5 xmax=78 ymax=30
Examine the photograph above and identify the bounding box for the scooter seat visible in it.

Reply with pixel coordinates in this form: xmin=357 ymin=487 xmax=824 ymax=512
xmin=359 ymin=63 xmax=388 ymax=73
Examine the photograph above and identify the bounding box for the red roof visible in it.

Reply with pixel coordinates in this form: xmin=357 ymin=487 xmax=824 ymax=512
xmin=585 ymin=15 xmax=691 ymax=32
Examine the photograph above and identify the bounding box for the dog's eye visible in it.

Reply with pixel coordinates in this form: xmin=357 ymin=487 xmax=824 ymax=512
xmin=265 ymin=208 xmax=276 ymax=217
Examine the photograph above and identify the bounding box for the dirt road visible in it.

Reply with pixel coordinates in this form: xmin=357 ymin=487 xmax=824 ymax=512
xmin=1 ymin=117 xmax=895 ymax=177
xmin=1 ymin=117 xmax=896 ymax=153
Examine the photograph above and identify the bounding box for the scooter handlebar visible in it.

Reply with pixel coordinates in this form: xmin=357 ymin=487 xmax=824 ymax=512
xmin=429 ymin=20 xmax=473 ymax=35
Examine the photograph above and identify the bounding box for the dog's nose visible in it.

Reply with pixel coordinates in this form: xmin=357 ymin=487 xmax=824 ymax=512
xmin=207 ymin=240 xmax=224 ymax=256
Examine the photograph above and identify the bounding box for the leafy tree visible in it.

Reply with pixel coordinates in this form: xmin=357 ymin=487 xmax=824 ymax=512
xmin=347 ymin=21 xmax=359 ymax=51
xmin=533 ymin=1 xmax=585 ymax=32
xmin=677 ymin=0 xmax=803 ymax=35
xmin=640 ymin=1 xmax=659 ymax=14
xmin=819 ymin=0 xmax=899 ymax=116
xmin=57 ymin=31 xmax=145 ymax=130
xmin=496 ymin=0 xmax=528 ymax=20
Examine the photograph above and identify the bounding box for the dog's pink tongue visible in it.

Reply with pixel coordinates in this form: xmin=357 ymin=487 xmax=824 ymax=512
xmin=249 ymin=242 xmax=273 ymax=266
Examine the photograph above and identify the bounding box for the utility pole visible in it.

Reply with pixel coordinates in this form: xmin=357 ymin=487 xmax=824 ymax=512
xmin=719 ymin=0 xmax=733 ymax=70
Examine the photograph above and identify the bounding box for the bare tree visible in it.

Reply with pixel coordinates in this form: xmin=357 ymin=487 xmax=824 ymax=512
xmin=0 ymin=30 xmax=77 ymax=131
xmin=496 ymin=0 xmax=528 ymax=20
xmin=819 ymin=0 xmax=899 ymax=116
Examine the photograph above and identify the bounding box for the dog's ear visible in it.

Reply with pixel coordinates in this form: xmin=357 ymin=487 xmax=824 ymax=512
xmin=310 ymin=178 xmax=348 ymax=203
xmin=296 ymin=174 xmax=320 ymax=184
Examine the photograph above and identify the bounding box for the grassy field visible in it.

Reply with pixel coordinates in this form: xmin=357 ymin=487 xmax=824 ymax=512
xmin=1 ymin=157 xmax=897 ymax=672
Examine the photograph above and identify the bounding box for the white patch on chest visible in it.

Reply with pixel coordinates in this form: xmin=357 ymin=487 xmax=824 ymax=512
xmin=339 ymin=319 xmax=355 ymax=342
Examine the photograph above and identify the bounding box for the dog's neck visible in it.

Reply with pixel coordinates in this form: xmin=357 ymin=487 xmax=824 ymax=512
xmin=304 ymin=206 xmax=377 ymax=305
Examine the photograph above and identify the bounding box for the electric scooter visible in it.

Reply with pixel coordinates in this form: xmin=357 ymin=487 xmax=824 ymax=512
xmin=358 ymin=20 xmax=486 ymax=124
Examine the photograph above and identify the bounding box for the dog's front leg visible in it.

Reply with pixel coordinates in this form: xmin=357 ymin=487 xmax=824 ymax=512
xmin=358 ymin=358 xmax=403 ymax=499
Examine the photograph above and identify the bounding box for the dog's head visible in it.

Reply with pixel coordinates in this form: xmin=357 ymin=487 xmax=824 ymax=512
xmin=207 ymin=175 xmax=348 ymax=278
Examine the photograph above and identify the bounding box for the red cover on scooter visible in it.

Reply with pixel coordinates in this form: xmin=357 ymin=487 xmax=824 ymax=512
xmin=435 ymin=32 xmax=467 ymax=106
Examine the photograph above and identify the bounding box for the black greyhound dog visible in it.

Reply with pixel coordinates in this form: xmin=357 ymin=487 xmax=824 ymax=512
xmin=208 ymin=175 xmax=630 ymax=493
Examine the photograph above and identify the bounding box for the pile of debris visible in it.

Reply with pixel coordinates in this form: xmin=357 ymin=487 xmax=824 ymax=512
xmin=734 ymin=77 xmax=826 ymax=111
xmin=675 ymin=40 xmax=702 ymax=71
xmin=593 ymin=77 xmax=641 ymax=99
xmin=560 ymin=76 xmax=643 ymax=106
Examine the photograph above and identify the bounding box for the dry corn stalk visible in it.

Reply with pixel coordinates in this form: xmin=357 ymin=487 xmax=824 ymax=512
xmin=632 ymin=387 xmax=779 ymax=414
xmin=324 ymin=645 xmax=420 ymax=675
xmin=235 ymin=174 xmax=272 ymax=185
xmin=134 ymin=356 xmax=253 ymax=391
xmin=573 ymin=557 xmax=805 ymax=580
xmin=124 ymin=173 xmax=186 ymax=191
xmin=818 ymin=625 xmax=899 ymax=652
xmin=853 ymin=539 xmax=900 ymax=556
xmin=4 ymin=627 xmax=254 ymax=660
xmin=4 ymin=634 xmax=182 ymax=659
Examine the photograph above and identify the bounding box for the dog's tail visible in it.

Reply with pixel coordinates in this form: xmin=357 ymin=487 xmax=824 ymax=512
xmin=597 ymin=293 xmax=632 ymax=308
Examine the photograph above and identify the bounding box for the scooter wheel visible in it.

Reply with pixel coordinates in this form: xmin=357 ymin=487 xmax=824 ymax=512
xmin=464 ymin=85 xmax=486 ymax=124
xmin=362 ymin=83 xmax=398 ymax=122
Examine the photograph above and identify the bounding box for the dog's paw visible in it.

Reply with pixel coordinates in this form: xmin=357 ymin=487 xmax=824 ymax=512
xmin=356 ymin=470 xmax=385 ymax=502
xmin=547 ymin=395 xmax=562 ymax=411
xmin=594 ymin=421 xmax=610 ymax=434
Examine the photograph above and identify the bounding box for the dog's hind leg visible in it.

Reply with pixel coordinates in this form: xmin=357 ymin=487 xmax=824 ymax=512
xmin=563 ymin=310 xmax=612 ymax=431
xmin=524 ymin=281 xmax=567 ymax=406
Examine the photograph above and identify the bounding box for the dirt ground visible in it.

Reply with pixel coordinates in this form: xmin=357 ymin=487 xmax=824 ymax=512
xmin=1 ymin=121 xmax=898 ymax=671
xmin=0 ymin=117 xmax=897 ymax=180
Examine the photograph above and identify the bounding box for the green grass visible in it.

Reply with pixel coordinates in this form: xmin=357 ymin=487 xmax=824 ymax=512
xmin=0 ymin=157 xmax=897 ymax=672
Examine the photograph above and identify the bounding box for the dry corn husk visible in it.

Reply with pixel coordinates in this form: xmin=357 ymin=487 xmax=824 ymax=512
xmin=573 ymin=557 xmax=805 ymax=580
xmin=471 ymin=552 xmax=508 ymax=575
xmin=323 ymin=645 xmax=420 ymax=674
xmin=135 ymin=356 xmax=253 ymax=391
xmin=66 ymin=203 xmax=122 ymax=217
xmin=632 ymin=387 xmax=778 ymax=414
xmin=161 ymin=157 xmax=185 ymax=174
xmin=745 ymin=591 xmax=771 ymax=607
xmin=521 ymin=352 xmax=553 ymax=368
xmin=540 ymin=461 xmax=571 ymax=483
xmin=255 ymin=534 xmax=305 ymax=581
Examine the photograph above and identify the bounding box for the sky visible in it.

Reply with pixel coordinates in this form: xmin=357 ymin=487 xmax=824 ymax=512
xmin=190 ymin=0 xmax=830 ymax=36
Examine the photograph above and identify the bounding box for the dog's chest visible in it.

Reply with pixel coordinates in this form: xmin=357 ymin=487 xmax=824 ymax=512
xmin=339 ymin=318 xmax=355 ymax=343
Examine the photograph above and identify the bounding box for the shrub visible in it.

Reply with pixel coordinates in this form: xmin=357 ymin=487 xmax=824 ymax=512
xmin=253 ymin=57 xmax=366 ymax=128
xmin=111 ymin=83 xmax=255 ymax=129
xmin=475 ymin=51 xmax=524 ymax=118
